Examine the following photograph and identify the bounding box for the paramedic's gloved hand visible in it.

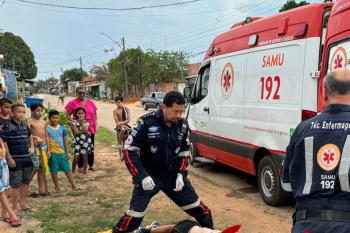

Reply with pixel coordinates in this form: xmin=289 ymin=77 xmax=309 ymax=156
xmin=142 ymin=176 xmax=155 ymax=191
xmin=174 ymin=173 xmax=184 ymax=192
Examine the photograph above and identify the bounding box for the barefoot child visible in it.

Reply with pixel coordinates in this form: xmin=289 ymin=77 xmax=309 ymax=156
xmin=47 ymin=110 xmax=78 ymax=192
xmin=0 ymin=137 xmax=20 ymax=227
xmin=2 ymin=104 xmax=34 ymax=213
xmin=0 ymin=98 xmax=13 ymax=198
xmin=71 ymin=107 xmax=93 ymax=178
xmin=113 ymin=96 xmax=131 ymax=150
xmin=28 ymin=102 xmax=50 ymax=196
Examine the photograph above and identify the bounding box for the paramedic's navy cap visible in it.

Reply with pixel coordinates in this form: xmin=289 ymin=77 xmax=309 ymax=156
xmin=222 ymin=225 xmax=241 ymax=233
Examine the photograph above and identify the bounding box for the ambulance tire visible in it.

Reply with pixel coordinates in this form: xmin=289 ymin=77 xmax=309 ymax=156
xmin=257 ymin=156 xmax=287 ymax=206
xmin=189 ymin=141 xmax=197 ymax=165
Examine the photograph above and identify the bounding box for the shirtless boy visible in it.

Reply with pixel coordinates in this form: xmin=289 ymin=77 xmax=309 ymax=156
xmin=113 ymin=96 xmax=131 ymax=148
xmin=28 ymin=103 xmax=50 ymax=196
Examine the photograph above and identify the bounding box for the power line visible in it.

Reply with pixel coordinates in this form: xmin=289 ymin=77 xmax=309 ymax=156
xmin=36 ymin=42 xmax=112 ymax=56
xmin=151 ymin=0 xmax=282 ymax=47
xmin=128 ymin=0 xmax=281 ymax=47
xmin=6 ymin=0 xmax=236 ymax=18
xmin=13 ymin=0 xmax=202 ymax=11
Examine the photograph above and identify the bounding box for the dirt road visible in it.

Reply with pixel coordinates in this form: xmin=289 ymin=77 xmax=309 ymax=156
xmin=36 ymin=94 xmax=293 ymax=232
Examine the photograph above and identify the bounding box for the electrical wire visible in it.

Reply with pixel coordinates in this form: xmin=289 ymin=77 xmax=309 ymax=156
xmin=5 ymin=0 xmax=237 ymax=18
xmin=14 ymin=0 xmax=202 ymax=11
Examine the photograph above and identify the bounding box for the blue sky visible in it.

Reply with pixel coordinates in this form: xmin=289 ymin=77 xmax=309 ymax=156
xmin=0 ymin=0 xmax=321 ymax=80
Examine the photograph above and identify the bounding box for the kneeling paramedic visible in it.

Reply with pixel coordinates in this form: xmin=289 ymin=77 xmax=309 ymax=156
xmin=112 ymin=91 xmax=213 ymax=233
xmin=283 ymin=69 xmax=350 ymax=233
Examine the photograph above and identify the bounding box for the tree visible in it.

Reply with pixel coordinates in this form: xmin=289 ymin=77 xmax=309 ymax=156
xmin=60 ymin=68 xmax=88 ymax=88
xmin=106 ymin=48 xmax=190 ymax=97
xmin=0 ymin=32 xmax=37 ymax=80
xmin=31 ymin=76 xmax=59 ymax=94
xmin=107 ymin=55 xmax=124 ymax=97
xmin=89 ymin=64 xmax=110 ymax=82
xmin=279 ymin=0 xmax=309 ymax=12
xmin=141 ymin=49 xmax=189 ymax=85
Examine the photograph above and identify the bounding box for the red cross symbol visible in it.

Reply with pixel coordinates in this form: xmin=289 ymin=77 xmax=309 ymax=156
xmin=334 ymin=54 xmax=344 ymax=70
xmin=223 ymin=70 xmax=231 ymax=92
xmin=323 ymin=151 xmax=335 ymax=164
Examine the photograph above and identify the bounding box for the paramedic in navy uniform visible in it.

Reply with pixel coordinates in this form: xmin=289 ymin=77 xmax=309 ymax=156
xmin=283 ymin=69 xmax=350 ymax=233
xmin=112 ymin=91 xmax=213 ymax=233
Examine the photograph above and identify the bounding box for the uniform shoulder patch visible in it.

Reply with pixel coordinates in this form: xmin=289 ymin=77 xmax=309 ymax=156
xmin=134 ymin=118 xmax=144 ymax=131
xmin=141 ymin=112 xmax=156 ymax=120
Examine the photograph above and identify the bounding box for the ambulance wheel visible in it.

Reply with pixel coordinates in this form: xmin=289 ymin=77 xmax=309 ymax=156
xmin=257 ymin=156 xmax=287 ymax=206
xmin=143 ymin=103 xmax=148 ymax=110
xmin=189 ymin=141 xmax=197 ymax=165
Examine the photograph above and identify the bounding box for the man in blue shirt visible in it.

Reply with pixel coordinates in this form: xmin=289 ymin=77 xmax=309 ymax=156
xmin=283 ymin=69 xmax=350 ymax=233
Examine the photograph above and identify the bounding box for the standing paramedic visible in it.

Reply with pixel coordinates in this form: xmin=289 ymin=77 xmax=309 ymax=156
xmin=112 ymin=91 xmax=213 ymax=233
xmin=283 ymin=69 xmax=350 ymax=233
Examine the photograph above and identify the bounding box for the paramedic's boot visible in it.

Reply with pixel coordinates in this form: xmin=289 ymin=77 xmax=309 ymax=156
xmin=135 ymin=221 xmax=160 ymax=233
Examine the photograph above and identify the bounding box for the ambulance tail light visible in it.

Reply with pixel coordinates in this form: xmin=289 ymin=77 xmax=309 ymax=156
xmin=302 ymin=110 xmax=317 ymax=121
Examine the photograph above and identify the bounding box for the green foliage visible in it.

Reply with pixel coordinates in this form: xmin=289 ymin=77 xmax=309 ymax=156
xmin=107 ymin=55 xmax=124 ymax=95
xmin=90 ymin=64 xmax=110 ymax=82
xmin=31 ymin=77 xmax=59 ymax=94
xmin=60 ymin=67 xmax=88 ymax=88
xmin=0 ymin=32 xmax=37 ymax=80
xmin=279 ymin=0 xmax=309 ymax=12
xmin=106 ymin=48 xmax=190 ymax=97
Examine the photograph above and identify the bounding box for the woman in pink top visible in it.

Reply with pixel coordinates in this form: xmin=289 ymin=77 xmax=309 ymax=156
xmin=65 ymin=87 xmax=98 ymax=171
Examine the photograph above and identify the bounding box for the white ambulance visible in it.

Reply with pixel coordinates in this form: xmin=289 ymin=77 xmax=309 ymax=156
xmin=184 ymin=1 xmax=350 ymax=206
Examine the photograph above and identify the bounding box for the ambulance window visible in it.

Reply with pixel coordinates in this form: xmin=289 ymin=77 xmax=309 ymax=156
xmin=200 ymin=67 xmax=210 ymax=99
xmin=326 ymin=39 xmax=350 ymax=74
xmin=191 ymin=66 xmax=210 ymax=104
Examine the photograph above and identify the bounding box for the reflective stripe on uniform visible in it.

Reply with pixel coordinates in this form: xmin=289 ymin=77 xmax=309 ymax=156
xmin=281 ymin=181 xmax=292 ymax=192
xmin=303 ymin=137 xmax=314 ymax=195
xmin=178 ymin=151 xmax=189 ymax=157
xmin=126 ymin=210 xmax=145 ymax=218
xmin=125 ymin=146 xmax=141 ymax=151
xmin=181 ymin=199 xmax=200 ymax=210
xmin=339 ymin=135 xmax=350 ymax=192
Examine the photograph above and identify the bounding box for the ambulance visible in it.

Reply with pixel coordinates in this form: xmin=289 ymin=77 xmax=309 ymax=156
xmin=184 ymin=0 xmax=350 ymax=206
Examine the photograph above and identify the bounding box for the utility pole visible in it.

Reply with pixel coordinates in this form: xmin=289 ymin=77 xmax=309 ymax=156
xmin=137 ymin=46 xmax=143 ymax=97
xmin=122 ymin=37 xmax=128 ymax=98
xmin=80 ymin=56 xmax=83 ymax=80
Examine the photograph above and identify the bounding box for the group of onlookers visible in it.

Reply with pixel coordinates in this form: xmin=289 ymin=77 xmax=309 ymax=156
xmin=0 ymin=86 xmax=98 ymax=228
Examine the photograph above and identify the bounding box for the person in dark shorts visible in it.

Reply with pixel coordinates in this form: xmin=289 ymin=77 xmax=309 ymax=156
xmin=113 ymin=96 xmax=131 ymax=149
xmin=128 ymin=220 xmax=240 ymax=233
xmin=2 ymin=103 xmax=34 ymax=213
